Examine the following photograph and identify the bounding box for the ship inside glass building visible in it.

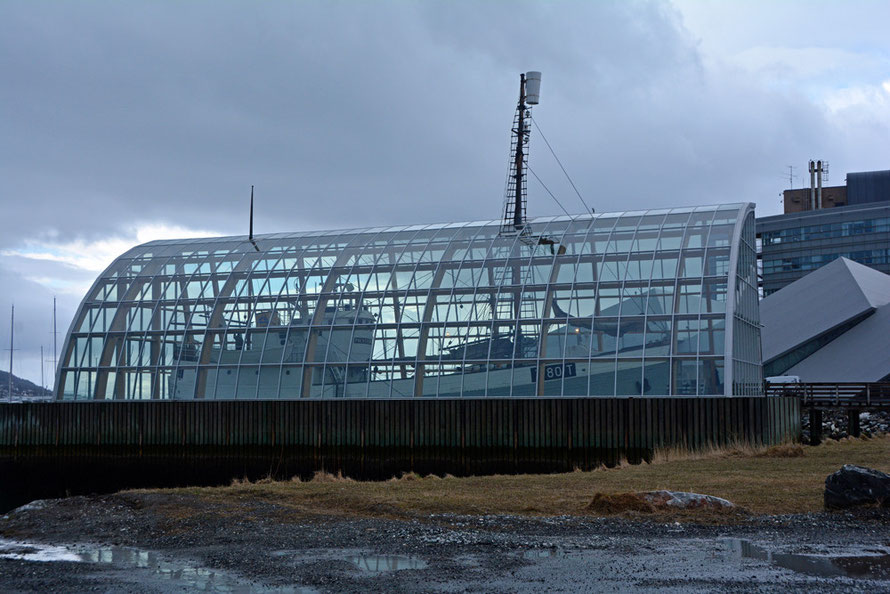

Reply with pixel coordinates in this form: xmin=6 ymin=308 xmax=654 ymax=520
xmin=57 ymin=201 xmax=761 ymax=400
xmin=55 ymin=72 xmax=762 ymax=401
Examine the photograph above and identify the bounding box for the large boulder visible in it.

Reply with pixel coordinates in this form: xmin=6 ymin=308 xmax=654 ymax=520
xmin=586 ymin=490 xmax=736 ymax=514
xmin=824 ymin=464 xmax=890 ymax=509
xmin=640 ymin=490 xmax=735 ymax=510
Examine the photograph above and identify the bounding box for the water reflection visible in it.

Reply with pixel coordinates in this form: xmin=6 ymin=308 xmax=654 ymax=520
xmin=346 ymin=554 xmax=427 ymax=573
xmin=728 ymin=538 xmax=890 ymax=580
xmin=518 ymin=548 xmax=564 ymax=559
xmin=0 ymin=538 xmax=315 ymax=593
xmin=0 ymin=539 xmax=84 ymax=562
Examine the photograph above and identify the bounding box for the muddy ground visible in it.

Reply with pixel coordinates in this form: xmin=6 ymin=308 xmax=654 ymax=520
xmin=1 ymin=491 xmax=889 ymax=593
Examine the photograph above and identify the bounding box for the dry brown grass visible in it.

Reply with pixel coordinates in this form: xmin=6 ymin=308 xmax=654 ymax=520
xmin=310 ymin=470 xmax=354 ymax=483
xmin=758 ymin=443 xmax=806 ymax=458
xmin=586 ymin=492 xmax=655 ymax=514
xmin=156 ymin=435 xmax=890 ymax=520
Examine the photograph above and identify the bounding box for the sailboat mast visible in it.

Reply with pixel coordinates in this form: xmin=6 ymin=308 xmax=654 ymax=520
xmin=53 ymin=296 xmax=57 ymax=384
xmin=8 ymin=304 xmax=13 ymax=401
xmin=249 ymin=185 xmax=259 ymax=252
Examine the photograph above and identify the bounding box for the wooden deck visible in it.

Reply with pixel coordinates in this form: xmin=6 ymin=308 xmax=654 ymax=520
xmin=766 ymin=382 xmax=890 ymax=409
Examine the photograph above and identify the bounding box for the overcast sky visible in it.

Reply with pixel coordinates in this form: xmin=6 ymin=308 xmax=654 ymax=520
xmin=2 ymin=0 xmax=889 ymax=386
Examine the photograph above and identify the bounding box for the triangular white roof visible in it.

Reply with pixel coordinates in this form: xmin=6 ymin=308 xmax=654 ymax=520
xmin=786 ymin=304 xmax=890 ymax=381
xmin=760 ymin=258 xmax=890 ymax=363
xmin=761 ymin=258 xmax=890 ymax=382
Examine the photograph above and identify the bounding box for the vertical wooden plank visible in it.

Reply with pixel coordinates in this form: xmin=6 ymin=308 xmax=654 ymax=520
xmin=596 ymin=398 xmax=603 ymax=451
xmin=602 ymin=399 xmax=609 ymax=452
xmin=601 ymin=398 xmax=618 ymax=450
xmin=644 ymin=399 xmax=652 ymax=453
xmin=704 ymin=399 xmax=711 ymax=448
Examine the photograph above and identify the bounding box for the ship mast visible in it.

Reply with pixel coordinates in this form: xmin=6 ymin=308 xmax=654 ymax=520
xmin=511 ymin=73 xmax=528 ymax=232
xmin=500 ymin=71 xmax=541 ymax=235
xmin=494 ymin=72 xmax=542 ymax=352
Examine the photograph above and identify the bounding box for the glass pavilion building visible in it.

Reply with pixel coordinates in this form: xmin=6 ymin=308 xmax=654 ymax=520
xmin=56 ymin=203 xmax=762 ymax=401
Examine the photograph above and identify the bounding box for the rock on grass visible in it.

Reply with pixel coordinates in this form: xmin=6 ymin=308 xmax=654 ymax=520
xmin=824 ymin=465 xmax=890 ymax=509
xmin=587 ymin=491 xmax=735 ymax=514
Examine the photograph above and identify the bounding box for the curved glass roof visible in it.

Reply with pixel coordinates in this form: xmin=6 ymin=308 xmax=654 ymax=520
xmin=56 ymin=203 xmax=762 ymax=400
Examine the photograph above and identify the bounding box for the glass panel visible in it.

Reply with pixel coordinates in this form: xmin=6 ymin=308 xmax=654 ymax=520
xmin=616 ymin=316 xmax=645 ymax=355
xmin=698 ymin=318 xmax=726 ymax=355
xmin=561 ymin=360 xmax=588 ymax=396
xmin=256 ymin=366 xmax=281 ymax=399
xmin=643 ymin=359 xmax=670 ymax=395
xmin=644 ymin=319 xmax=672 ymax=356
xmin=615 ymin=360 xmax=643 ymax=396
xmin=646 ymin=285 xmax=674 ymax=315
xmin=279 ymin=365 xmax=303 ymax=399
xmin=510 ymin=364 xmax=535 ymax=397
xmin=673 ymin=359 xmax=698 ymax=395
xmin=698 ymin=359 xmax=724 ymax=395
xmin=675 ymin=319 xmax=701 ymax=354
xmin=701 ymin=279 xmax=727 ymax=313
xmin=591 ymin=318 xmax=619 ymax=358
xmin=542 ymin=361 xmax=564 ymax=396
xmin=677 ymin=282 xmax=702 ymax=314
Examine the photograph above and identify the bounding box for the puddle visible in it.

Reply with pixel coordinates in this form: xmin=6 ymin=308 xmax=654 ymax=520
xmin=0 ymin=540 xmax=84 ymax=562
xmin=346 ymin=554 xmax=427 ymax=573
xmin=453 ymin=554 xmax=482 ymax=569
xmin=727 ymin=539 xmax=890 ymax=580
xmin=516 ymin=548 xmax=603 ymax=560
xmin=519 ymin=548 xmax=564 ymax=559
xmin=0 ymin=539 xmax=315 ymax=592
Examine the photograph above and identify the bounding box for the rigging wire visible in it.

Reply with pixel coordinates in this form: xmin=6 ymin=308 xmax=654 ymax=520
xmin=528 ymin=165 xmax=571 ymax=218
xmin=531 ymin=117 xmax=593 ymax=213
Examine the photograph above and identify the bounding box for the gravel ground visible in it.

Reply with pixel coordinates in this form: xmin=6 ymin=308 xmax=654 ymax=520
xmin=1 ymin=492 xmax=889 ymax=593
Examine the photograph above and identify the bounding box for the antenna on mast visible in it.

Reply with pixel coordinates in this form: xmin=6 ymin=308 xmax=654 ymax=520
xmin=500 ymin=71 xmax=541 ymax=235
xmin=248 ymin=185 xmax=260 ymax=252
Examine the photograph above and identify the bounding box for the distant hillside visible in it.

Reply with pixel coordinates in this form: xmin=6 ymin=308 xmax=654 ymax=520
xmin=0 ymin=370 xmax=52 ymax=400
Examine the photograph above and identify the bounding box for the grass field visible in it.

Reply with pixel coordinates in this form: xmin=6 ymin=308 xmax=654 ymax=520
xmin=167 ymin=435 xmax=890 ymax=519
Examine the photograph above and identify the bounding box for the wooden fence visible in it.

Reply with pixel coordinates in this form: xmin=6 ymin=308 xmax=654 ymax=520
xmin=0 ymin=397 xmax=799 ymax=511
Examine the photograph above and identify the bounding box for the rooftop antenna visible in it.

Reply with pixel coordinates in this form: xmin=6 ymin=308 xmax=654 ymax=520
xmin=248 ymin=185 xmax=259 ymax=252
xmin=500 ymin=71 xmax=541 ymax=235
